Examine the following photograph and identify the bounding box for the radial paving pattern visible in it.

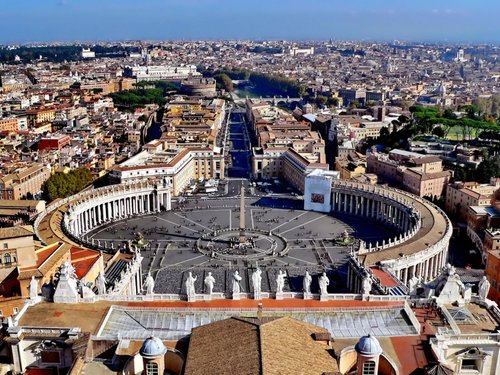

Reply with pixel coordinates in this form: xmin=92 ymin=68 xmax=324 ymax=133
xmin=87 ymin=195 xmax=396 ymax=294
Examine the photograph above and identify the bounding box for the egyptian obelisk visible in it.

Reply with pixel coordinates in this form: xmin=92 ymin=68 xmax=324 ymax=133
xmin=239 ymin=184 xmax=246 ymax=243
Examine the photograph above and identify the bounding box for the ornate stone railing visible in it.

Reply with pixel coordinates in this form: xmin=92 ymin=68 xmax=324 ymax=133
xmin=69 ymin=292 xmax=409 ymax=304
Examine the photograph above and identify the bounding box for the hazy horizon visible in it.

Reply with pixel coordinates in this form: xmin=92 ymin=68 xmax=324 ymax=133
xmin=1 ymin=0 xmax=500 ymax=44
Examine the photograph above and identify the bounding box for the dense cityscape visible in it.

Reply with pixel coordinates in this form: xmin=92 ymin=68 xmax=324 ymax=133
xmin=0 ymin=7 xmax=500 ymax=375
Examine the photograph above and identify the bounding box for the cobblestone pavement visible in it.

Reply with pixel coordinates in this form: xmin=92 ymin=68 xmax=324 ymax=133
xmin=87 ymin=195 xmax=396 ymax=294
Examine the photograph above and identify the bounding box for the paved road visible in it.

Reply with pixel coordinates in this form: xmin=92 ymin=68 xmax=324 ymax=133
xmin=227 ymin=113 xmax=252 ymax=178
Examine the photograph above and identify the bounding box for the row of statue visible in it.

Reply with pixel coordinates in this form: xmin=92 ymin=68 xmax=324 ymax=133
xmin=141 ymin=269 xmax=331 ymax=296
xmin=186 ymin=269 xmax=330 ymax=296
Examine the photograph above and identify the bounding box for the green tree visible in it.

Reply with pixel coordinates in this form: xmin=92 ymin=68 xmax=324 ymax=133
xmin=442 ymin=108 xmax=457 ymax=120
xmin=315 ymin=95 xmax=327 ymax=107
xmin=474 ymin=156 xmax=500 ymax=183
xmin=327 ymin=97 xmax=339 ymax=107
xmin=379 ymin=126 xmax=390 ymax=139
xmin=214 ymin=73 xmax=234 ymax=92
xmin=432 ymin=126 xmax=445 ymax=138
xmin=42 ymin=169 xmax=93 ymax=202
xmin=463 ymin=104 xmax=480 ymax=119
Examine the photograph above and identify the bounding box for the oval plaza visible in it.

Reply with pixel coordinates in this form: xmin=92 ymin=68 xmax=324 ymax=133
xmin=34 ymin=169 xmax=452 ymax=298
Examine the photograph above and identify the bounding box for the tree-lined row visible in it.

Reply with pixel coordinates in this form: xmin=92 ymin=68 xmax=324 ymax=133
xmin=42 ymin=168 xmax=93 ymax=202
xmin=201 ymin=68 xmax=305 ymax=97
xmin=410 ymin=106 xmax=500 ymax=139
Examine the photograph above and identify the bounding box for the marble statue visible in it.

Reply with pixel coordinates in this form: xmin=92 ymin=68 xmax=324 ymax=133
xmin=319 ymin=272 xmax=329 ymax=295
xmin=29 ymin=276 xmax=38 ymax=299
xmin=133 ymin=247 xmax=142 ymax=262
xmin=185 ymin=272 xmax=197 ymax=297
xmin=408 ymin=275 xmax=420 ymax=295
xmin=446 ymin=263 xmax=456 ymax=276
xmin=61 ymin=261 xmax=76 ymax=278
xmin=232 ymin=271 xmax=242 ymax=294
xmin=303 ymin=271 xmax=312 ymax=295
xmin=435 ymin=265 xmax=466 ymax=304
xmin=144 ymin=272 xmax=155 ymax=295
xmin=204 ymin=272 xmax=215 ymax=295
xmin=276 ymin=270 xmax=286 ymax=294
xmin=362 ymin=275 xmax=373 ymax=295
xmin=478 ymin=276 xmax=491 ymax=301
xmin=252 ymin=268 xmax=262 ymax=294
xmin=96 ymin=272 xmax=107 ymax=295
xmin=53 ymin=261 xmax=79 ymax=303
xmin=60 ymin=261 xmax=77 ymax=289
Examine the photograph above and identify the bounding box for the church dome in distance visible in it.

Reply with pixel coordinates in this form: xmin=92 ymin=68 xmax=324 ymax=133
xmin=140 ymin=336 xmax=167 ymax=359
xmin=355 ymin=334 xmax=382 ymax=356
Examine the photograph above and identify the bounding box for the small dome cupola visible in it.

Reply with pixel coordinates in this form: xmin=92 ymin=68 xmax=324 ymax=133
xmin=355 ymin=334 xmax=383 ymax=356
xmin=140 ymin=336 xmax=167 ymax=360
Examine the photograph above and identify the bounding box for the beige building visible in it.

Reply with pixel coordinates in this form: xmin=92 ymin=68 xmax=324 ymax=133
xmin=402 ymin=168 xmax=452 ymax=198
xmin=446 ymin=179 xmax=500 ymax=221
xmin=349 ymin=121 xmax=388 ymax=139
xmin=252 ymin=146 xmax=286 ymax=180
xmin=367 ymin=150 xmax=452 ymax=198
xmin=0 ymin=163 xmax=51 ymax=200
xmin=485 ymin=227 xmax=500 ymax=303
xmin=26 ymin=108 xmax=56 ymax=127
xmin=110 ymin=146 xmax=224 ymax=196
xmin=0 ymin=225 xmax=37 ymax=270
xmin=248 ymin=98 xmax=328 ymax=192
xmin=162 ymin=97 xmax=225 ymax=148
xmin=0 ymin=117 xmax=19 ymax=132
xmin=335 ymin=151 xmax=367 ymax=181
xmin=252 ymin=147 xmax=329 ymax=193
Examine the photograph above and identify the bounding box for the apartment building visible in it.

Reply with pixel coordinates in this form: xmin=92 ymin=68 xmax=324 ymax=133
xmin=0 ymin=117 xmax=19 ymax=132
xmin=446 ymin=179 xmax=500 ymax=221
xmin=0 ymin=163 xmax=51 ymax=200
xmin=26 ymin=108 xmax=56 ymax=127
xmin=367 ymin=150 xmax=452 ymax=198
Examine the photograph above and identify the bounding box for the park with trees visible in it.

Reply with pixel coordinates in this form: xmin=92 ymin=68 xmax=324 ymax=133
xmin=108 ymin=81 xmax=178 ymax=110
xmin=410 ymin=105 xmax=500 ymax=140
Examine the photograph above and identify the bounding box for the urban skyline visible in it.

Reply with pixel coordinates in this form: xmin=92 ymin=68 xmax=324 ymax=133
xmin=1 ymin=2 xmax=500 ymax=375
xmin=1 ymin=0 xmax=500 ymax=43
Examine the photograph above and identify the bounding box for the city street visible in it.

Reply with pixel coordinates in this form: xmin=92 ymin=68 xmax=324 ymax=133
xmin=226 ymin=112 xmax=252 ymax=178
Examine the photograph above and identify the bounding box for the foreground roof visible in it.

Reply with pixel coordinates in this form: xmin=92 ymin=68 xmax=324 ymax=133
xmin=184 ymin=316 xmax=340 ymax=375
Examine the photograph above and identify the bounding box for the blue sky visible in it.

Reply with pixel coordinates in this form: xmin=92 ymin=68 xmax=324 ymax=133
xmin=1 ymin=0 xmax=499 ymax=43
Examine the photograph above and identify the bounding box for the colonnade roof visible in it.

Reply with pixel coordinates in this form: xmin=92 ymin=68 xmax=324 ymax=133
xmin=356 ymin=191 xmax=448 ymax=265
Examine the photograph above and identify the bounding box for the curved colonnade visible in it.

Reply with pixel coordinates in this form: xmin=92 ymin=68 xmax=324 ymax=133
xmin=35 ymin=180 xmax=452 ymax=293
xmin=34 ymin=182 xmax=172 ymax=250
xmin=332 ymin=181 xmax=452 ymax=289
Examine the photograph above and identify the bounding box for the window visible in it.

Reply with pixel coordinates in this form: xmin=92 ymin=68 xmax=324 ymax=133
xmin=145 ymin=362 xmax=159 ymax=375
xmin=13 ymin=307 xmax=18 ymax=314
xmin=362 ymin=361 xmax=376 ymax=375
xmin=461 ymin=359 xmax=479 ymax=371
xmin=4 ymin=253 xmax=11 ymax=265
xmin=3 ymin=243 xmax=7 ymax=249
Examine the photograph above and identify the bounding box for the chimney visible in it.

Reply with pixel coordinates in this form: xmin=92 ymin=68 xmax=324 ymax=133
xmin=313 ymin=332 xmax=332 ymax=346
xmin=257 ymin=303 xmax=263 ymax=321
